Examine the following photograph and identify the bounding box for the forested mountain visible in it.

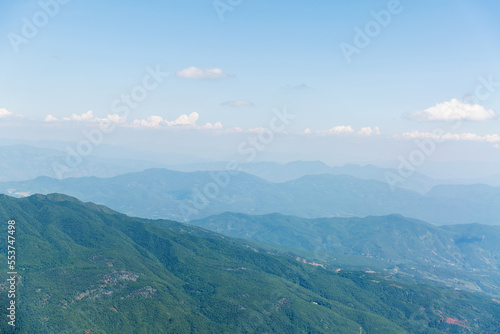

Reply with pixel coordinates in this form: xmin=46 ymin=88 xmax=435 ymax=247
xmin=191 ymin=212 xmax=500 ymax=296
xmin=1 ymin=194 xmax=499 ymax=333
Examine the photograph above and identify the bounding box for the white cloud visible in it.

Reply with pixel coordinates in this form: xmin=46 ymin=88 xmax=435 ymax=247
xmin=408 ymin=99 xmax=497 ymax=122
xmin=103 ymin=114 xmax=127 ymax=124
xmin=358 ymin=126 xmax=381 ymax=136
xmin=131 ymin=112 xmax=222 ymax=130
xmin=401 ymin=130 xmax=500 ymax=143
xmin=318 ymin=125 xmax=355 ymax=136
xmin=44 ymin=114 xmax=58 ymax=122
xmin=58 ymin=111 xmax=126 ymax=124
xmin=63 ymin=110 xmax=95 ymax=121
xmin=176 ymin=67 xmax=229 ymax=79
xmin=315 ymin=125 xmax=382 ymax=137
xmin=0 ymin=108 xmax=13 ymax=119
xmin=131 ymin=115 xmax=165 ymax=128
xmin=248 ymin=127 xmax=266 ymax=133
xmin=221 ymin=100 xmax=254 ymax=107
xmin=165 ymin=112 xmax=198 ymax=126
xmin=39 ymin=110 xmax=217 ymax=130
xmin=201 ymin=122 xmax=223 ymax=129
xmin=0 ymin=108 xmax=24 ymax=120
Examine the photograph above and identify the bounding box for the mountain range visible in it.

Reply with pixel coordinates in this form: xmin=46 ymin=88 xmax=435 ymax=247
xmin=1 ymin=194 xmax=499 ymax=333
xmin=1 ymin=168 xmax=500 ymax=225
xmin=4 ymin=144 xmax=500 ymax=193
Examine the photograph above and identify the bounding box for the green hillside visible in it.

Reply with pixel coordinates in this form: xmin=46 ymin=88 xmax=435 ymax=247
xmin=191 ymin=212 xmax=500 ymax=297
xmin=0 ymin=194 xmax=499 ymax=333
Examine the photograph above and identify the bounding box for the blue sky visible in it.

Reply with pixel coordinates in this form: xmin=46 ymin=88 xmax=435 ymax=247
xmin=1 ymin=0 xmax=500 ymax=170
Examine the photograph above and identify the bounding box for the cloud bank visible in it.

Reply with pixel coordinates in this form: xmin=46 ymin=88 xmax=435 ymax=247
xmin=131 ymin=112 xmax=222 ymax=130
xmin=44 ymin=111 xmax=126 ymax=124
xmin=401 ymin=130 xmax=500 ymax=143
xmin=316 ymin=125 xmax=380 ymax=137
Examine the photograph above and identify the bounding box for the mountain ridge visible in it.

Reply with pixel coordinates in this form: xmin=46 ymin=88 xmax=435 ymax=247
xmin=1 ymin=193 xmax=500 ymax=333
xmin=2 ymin=168 xmax=500 ymax=225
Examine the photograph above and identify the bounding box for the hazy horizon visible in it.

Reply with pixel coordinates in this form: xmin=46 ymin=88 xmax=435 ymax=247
xmin=2 ymin=0 xmax=500 ymax=182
